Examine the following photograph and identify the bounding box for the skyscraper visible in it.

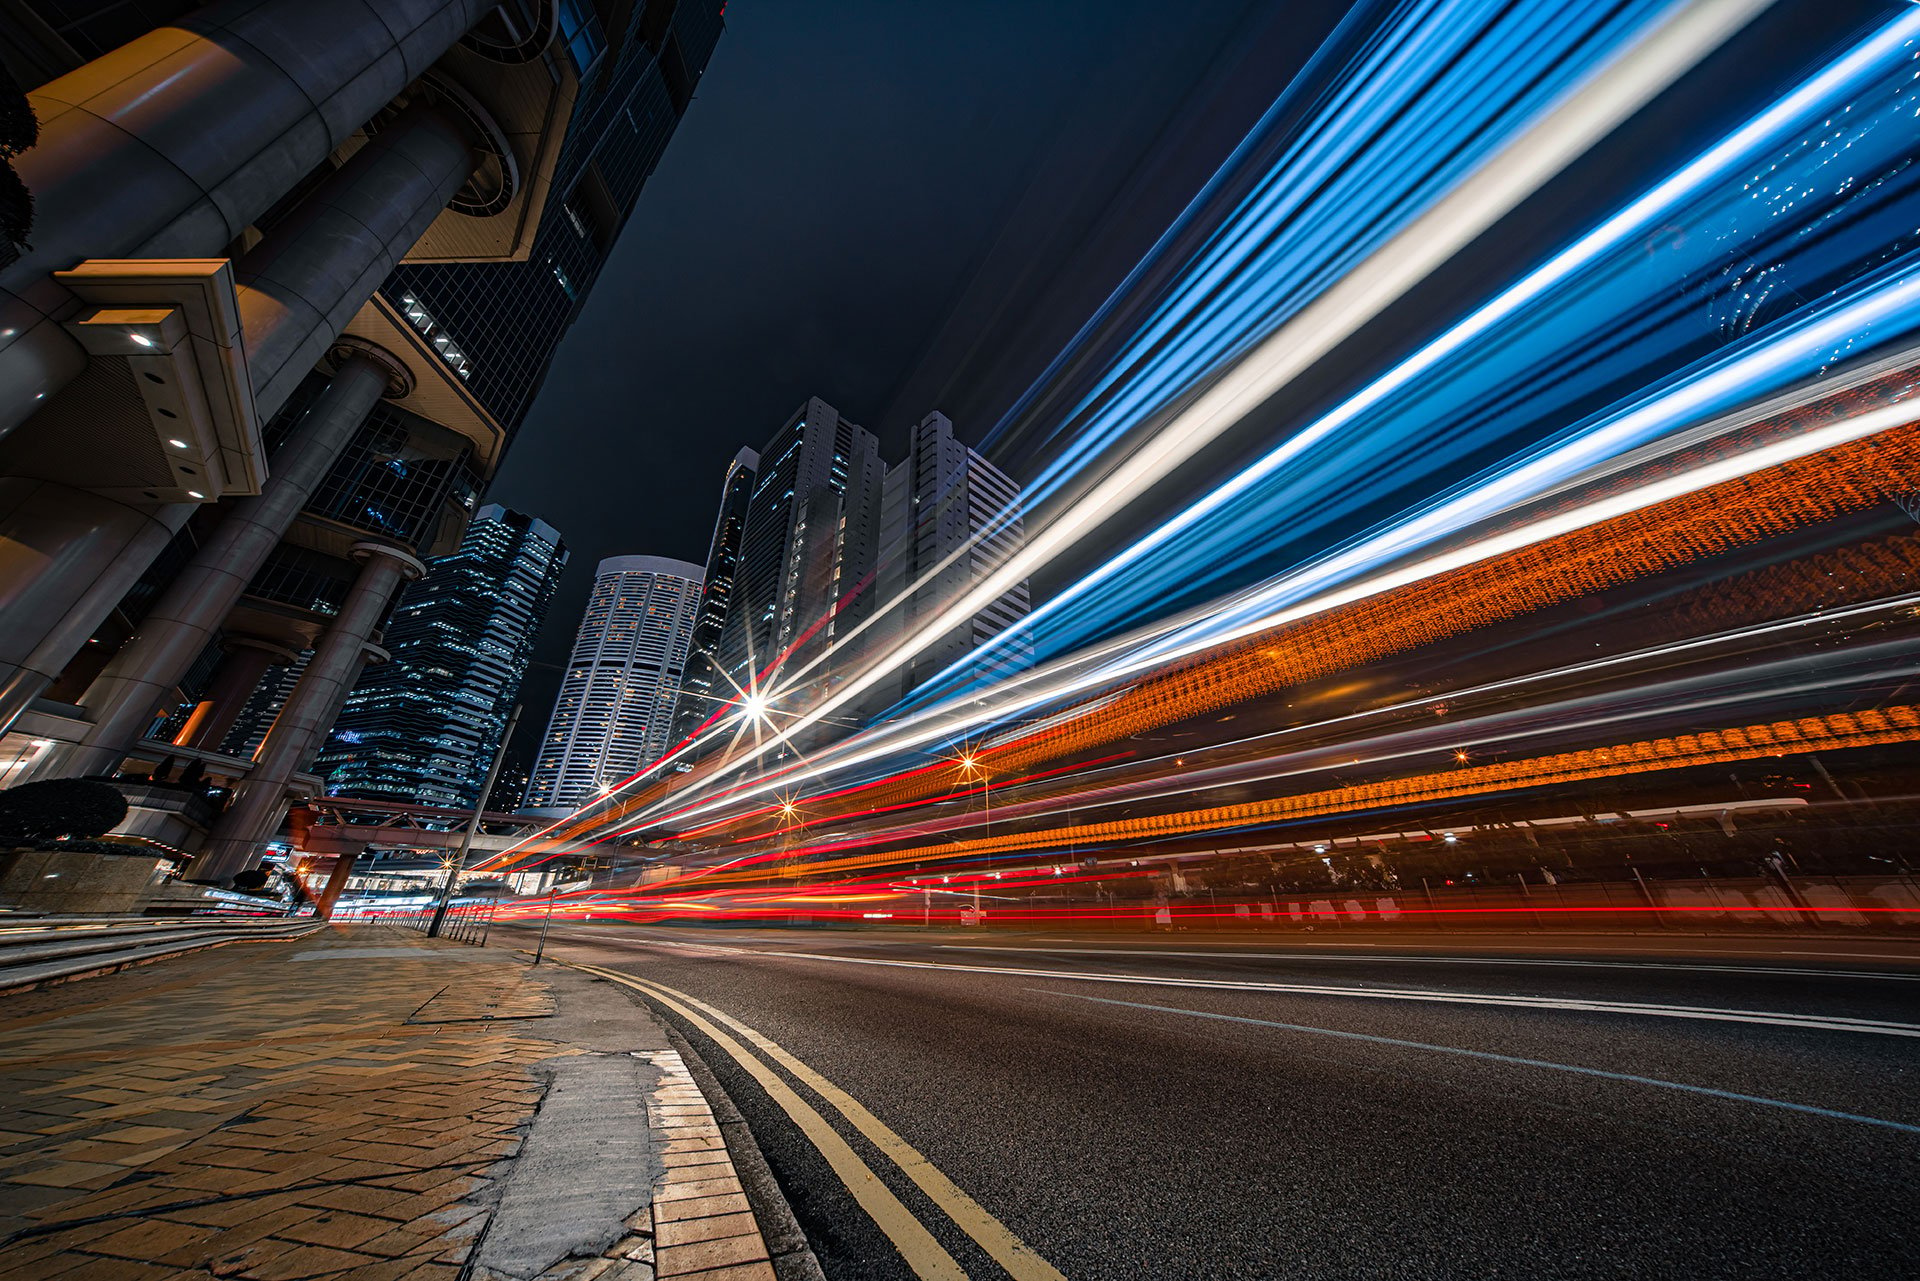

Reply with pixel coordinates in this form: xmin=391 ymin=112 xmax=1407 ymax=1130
xmin=526 ymin=555 xmax=703 ymax=811
xmin=316 ymin=505 xmax=568 ymax=809
xmin=382 ymin=2 xmax=725 ymax=443
xmin=672 ymin=447 xmax=759 ymax=744
xmin=0 ymin=2 xmax=722 ymax=883
xmin=873 ymin=412 xmax=1032 ymax=711
xmin=718 ymin=397 xmax=885 ymax=701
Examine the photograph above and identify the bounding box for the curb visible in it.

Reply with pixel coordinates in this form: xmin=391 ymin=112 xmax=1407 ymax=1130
xmin=661 ymin=1021 xmax=826 ymax=1281
xmin=539 ymin=957 xmax=825 ymax=1281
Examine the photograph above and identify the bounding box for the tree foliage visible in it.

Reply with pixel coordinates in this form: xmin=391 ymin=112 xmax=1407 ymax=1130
xmin=0 ymin=778 xmax=129 ymax=848
xmin=0 ymin=62 xmax=34 ymax=252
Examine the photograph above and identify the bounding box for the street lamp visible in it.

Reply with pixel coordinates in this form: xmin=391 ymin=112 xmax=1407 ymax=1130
xmin=429 ymin=703 xmax=520 ymax=938
xmin=776 ymin=798 xmax=800 ymax=878
xmin=958 ymin=754 xmax=991 ymax=842
xmin=956 ymin=753 xmax=994 ymax=914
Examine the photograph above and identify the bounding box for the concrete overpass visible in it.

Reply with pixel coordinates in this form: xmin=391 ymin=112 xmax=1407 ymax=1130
xmin=294 ymin=796 xmax=551 ymax=857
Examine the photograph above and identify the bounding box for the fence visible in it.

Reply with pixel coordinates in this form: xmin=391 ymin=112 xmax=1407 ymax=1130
xmin=387 ymin=899 xmax=497 ymax=945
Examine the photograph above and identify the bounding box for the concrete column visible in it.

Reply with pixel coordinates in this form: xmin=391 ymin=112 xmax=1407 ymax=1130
xmin=47 ymin=344 xmax=412 ymax=780
xmin=236 ymin=103 xmax=478 ymax=414
xmin=0 ymin=484 xmax=192 ymax=730
xmin=172 ymin=637 xmax=300 ymax=752
xmin=0 ymin=95 xmax=474 ymax=742
xmin=0 ymin=0 xmax=496 ymax=437
xmin=315 ymin=849 xmax=369 ymax=921
xmin=196 ymin=543 xmax=422 ymax=883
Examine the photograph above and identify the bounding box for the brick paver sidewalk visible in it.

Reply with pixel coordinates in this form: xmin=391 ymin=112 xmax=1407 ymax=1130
xmin=0 ymin=925 xmax=566 ymax=1280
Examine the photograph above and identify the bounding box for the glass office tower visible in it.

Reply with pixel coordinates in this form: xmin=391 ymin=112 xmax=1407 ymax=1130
xmin=317 ymin=506 xmax=568 ymax=809
xmin=382 ymin=1 xmax=725 ymax=440
xmin=671 ymin=446 xmax=759 ymax=745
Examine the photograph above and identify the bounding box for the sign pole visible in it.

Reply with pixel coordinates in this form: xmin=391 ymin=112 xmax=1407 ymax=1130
xmin=429 ymin=704 xmax=520 ymax=938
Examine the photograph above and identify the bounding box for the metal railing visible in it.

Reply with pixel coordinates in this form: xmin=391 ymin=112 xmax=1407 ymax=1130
xmin=392 ymin=898 xmax=496 ymax=945
xmin=0 ymin=917 xmax=324 ymax=994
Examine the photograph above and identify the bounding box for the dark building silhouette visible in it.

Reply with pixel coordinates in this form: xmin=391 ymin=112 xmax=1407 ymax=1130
xmin=671 ymin=447 xmax=759 ymax=745
xmin=383 ymin=2 xmax=725 ymax=439
xmin=717 ymin=397 xmax=884 ymax=702
xmin=872 ymin=411 xmax=1032 ymax=711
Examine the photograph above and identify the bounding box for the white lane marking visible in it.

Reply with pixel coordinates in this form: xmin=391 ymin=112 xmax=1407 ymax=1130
xmin=938 ymin=946 xmax=1920 ymax=982
xmin=1041 ymin=990 xmax=1920 ymax=1134
xmin=725 ymin=949 xmax=1920 ymax=1039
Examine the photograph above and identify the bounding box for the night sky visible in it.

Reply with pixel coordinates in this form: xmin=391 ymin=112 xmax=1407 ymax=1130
xmin=489 ymin=0 xmax=1347 ymax=740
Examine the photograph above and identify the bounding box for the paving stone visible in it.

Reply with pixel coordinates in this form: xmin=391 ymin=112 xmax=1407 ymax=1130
xmin=650 ymin=1194 xmax=753 ymax=1224
xmin=272 ymin=1211 xmax=399 ymax=1251
xmin=596 ymin=1263 xmax=654 ymax=1281
xmin=653 ymin=1232 xmax=770 ymax=1277
xmin=658 ymin=1149 xmax=732 ymax=1169
xmin=293 ymin=1183 xmax=418 ymax=1220
xmin=234 ymin=1242 xmax=378 ymax=1279
xmin=8 ymin=1160 xmax=126 ymax=1187
xmin=653 ymin=1177 xmax=743 ymax=1203
xmin=654 ymin=1213 xmax=759 ymax=1250
xmin=0 ymin=928 xmax=566 ymax=1281
xmin=85 ymin=1218 xmax=224 ymax=1261
xmin=673 ymin=1265 xmax=774 ymax=1281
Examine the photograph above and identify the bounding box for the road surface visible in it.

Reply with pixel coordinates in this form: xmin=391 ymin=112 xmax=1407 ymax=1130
xmin=516 ymin=926 xmax=1920 ymax=1280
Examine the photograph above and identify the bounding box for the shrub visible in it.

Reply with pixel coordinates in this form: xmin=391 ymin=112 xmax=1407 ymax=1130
xmin=0 ymin=778 xmax=129 ymax=848
xmin=0 ymin=63 xmax=35 ymax=253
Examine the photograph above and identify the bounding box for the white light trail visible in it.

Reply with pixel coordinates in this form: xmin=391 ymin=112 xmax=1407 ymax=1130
xmin=640 ymin=385 xmax=1920 ymax=836
xmin=657 ymin=0 xmax=1775 ymax=802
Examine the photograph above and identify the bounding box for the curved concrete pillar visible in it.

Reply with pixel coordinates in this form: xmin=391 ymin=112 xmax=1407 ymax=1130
xmin=0 ymin=92 xmax=482 ymax=743
xmin=173 ymin=636 xmax=300 ymax=752
xmin=0 ymin=0 xmax=496 ymax=438
xmin=45 ymin=344 xmax=412 ymax=781
xmin=237 ymin=103 xmax=479 ymax=416
xmin=196 ymin=542 xmax=424 ymax=883
xmin=0 ymin=482 xmax=193 ymax=731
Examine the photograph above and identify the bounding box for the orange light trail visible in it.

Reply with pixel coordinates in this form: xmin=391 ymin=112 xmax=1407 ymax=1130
xmin=678 ymin=702 xmax=1920 ymax=886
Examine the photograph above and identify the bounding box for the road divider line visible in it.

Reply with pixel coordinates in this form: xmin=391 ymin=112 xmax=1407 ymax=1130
xmin=939 ymin=946 xmax=1920 ymax=983
xmin=567 ymin=963 xmax=968 ymax=1281
xmin=583 ymin=963 xmax=1067 ymax=1281
xmin=636 ymin=975 xmax=1069 ymax=1281
xmin=734 ymin=950 xmax=1920 ymax=1038
xmin=1039 ymin=989 xmax=1920 ymax=1135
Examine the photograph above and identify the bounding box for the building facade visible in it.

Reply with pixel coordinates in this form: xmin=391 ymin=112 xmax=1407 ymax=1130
xmin=872 ymin=412 xmax=1032 ymax=713
xmin=671 ymin=447 xmax=759 ymax=743
xmin=382 ymin=1 xmax=725 ymax=442
xmin=0 ymin=1 xmax=721 ymax=883
xmin=316 ymin=505 xmax=567 ymax=809
xmin=717 ymin=397 xmax=885 ymax=703
xmin=526 ymin=555 xmax=703 ymax=811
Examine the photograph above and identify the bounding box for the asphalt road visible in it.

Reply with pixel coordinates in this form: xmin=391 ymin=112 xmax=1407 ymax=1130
xmin=519 ymin=926 xmax=1920 ymax=1280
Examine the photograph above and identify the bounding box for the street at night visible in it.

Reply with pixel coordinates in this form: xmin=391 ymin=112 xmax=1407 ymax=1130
xmin=3 ymin=0 xmax=1920 ymax=1277
xmin=528 ymin=925 xmax=1920 ymax=1280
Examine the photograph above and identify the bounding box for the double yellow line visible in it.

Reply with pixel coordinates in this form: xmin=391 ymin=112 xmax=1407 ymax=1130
xmin=569 ymin=962 xmax=1064 ymax=1281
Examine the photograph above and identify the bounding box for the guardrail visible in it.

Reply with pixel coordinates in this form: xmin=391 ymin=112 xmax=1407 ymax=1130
xmin=0 ymin=917 xmax=325 ymax=994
